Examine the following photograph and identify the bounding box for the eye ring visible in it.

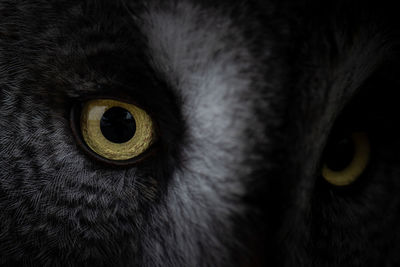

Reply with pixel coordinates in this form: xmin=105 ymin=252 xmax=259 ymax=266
xmin=322 ymin=132 xmax=370 ymax=186
xmin=70 ymin=98 xmax=158 ymax=166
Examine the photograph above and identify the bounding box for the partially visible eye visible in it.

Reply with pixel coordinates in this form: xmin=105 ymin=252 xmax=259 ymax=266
xmin=321 ymin=132 xmax=370 ymax=186
xmin=71 ymin=98 xmax=157 ymax=165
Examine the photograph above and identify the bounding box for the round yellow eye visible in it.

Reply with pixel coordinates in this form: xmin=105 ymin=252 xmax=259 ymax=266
xmin=80 ymin=99 xmax=155 ymax=161
xmin=322 ymin=132 xmax=370 ymax=186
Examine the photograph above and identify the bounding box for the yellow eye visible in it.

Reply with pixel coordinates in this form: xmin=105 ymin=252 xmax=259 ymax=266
xmin=79 ymin=99 xmax=156 ymax=162
xmin=322 ymin=132 xmax=370 ymax=186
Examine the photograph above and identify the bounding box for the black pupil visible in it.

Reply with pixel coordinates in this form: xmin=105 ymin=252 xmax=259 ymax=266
xmin=324 ymin=135 xmax=355 ymax=171
xmin=100 ymin=107 xmax=136 ymax=143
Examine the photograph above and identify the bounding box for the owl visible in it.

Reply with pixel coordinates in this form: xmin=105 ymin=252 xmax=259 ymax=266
xmin=0 ymin=0 xmax=399 ymax=266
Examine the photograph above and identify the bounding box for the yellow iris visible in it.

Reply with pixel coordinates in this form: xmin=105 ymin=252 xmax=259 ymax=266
xmin=80 ymin=99 xmax=155 ymax=161
xmin=322 ymin=132 xmax=370 ymax=186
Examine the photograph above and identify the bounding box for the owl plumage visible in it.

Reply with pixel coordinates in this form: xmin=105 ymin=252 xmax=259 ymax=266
xmin=0 ymin=0 xmax=400 ymax=266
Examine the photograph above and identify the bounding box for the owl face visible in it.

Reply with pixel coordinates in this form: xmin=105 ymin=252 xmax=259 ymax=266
xmin=0 ymin=1 xmax=400 ymax=266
